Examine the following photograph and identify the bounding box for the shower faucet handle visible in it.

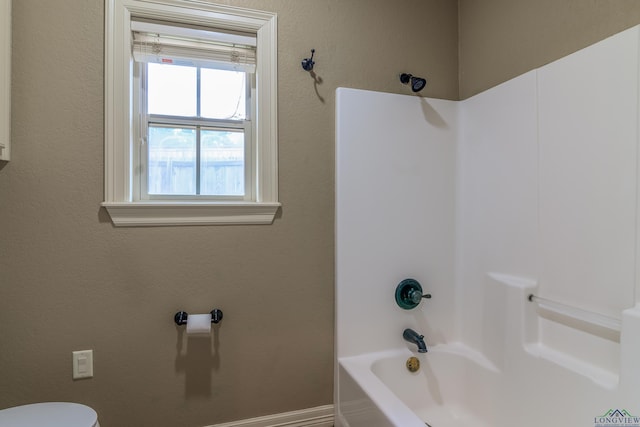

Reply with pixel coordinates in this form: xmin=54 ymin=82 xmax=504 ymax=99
xmin=395 ymin=278 xmax=431 ymax=310
xmin=409 ymin=289 xmax=431 ymax=304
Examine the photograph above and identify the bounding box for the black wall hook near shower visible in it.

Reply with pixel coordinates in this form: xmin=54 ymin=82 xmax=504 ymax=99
xmin=174 ymin=309 xmax=223 ymax=325
xmin=301 ymin=49 xmax=316 ymax=71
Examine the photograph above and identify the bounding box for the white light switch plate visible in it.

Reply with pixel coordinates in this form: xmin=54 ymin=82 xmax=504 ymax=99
xmin=72 ymin=350 xmax=93 ymax=379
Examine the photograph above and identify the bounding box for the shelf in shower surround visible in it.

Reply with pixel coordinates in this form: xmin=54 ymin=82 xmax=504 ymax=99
xmin=524 ymin=342 xmax=619 ymax=389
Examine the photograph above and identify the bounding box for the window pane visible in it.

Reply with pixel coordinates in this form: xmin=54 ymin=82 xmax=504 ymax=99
xmin=201 ymin=69 xmax=246 ymax=120
xmin=148 ymin=63 xmax=197 ymax=116
xmin=148 ymin=126 xmax=197 ymax=195
xmin=200 ymin=129 xmax=244 ymax=196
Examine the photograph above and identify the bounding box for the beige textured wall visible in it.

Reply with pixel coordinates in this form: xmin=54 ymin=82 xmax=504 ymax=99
xmin=459 ymin=0 xmax=640 ymax=99
xmin=0 ymin=1 xmax=457 ymax=426
xmin=4 ymin=1 xmax=639 ymax=426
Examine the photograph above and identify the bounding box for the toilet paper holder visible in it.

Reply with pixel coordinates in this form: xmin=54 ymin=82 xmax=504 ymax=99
xmin=174 ymin=309 xmax=223 ymax=326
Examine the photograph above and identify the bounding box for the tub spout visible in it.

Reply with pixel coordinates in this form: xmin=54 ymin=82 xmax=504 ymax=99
xmin=403 ymin=328 xmax=428 ymax=353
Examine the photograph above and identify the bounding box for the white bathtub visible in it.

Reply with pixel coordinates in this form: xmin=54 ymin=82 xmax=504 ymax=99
xmin=337 ymin=343 xmax=500 ymax=427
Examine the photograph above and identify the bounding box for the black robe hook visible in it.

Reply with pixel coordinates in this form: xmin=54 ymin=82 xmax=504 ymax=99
xmin=301 ymin=49 xmax=315 ymax=71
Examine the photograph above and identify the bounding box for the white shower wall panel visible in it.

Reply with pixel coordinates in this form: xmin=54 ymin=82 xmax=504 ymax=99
xmin=456 ymin=72 xmax=539 ymax=351
xmin=537 ymin=26 xmax=639 ymax=317
xmin=454 ymin=25 xmax=640 ymax=377
xmin=335 ymin=88 xmax=458 ymax=358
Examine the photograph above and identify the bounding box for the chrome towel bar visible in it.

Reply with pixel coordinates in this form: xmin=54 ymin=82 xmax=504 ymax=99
xmin=528 ymin=294 xmax=621 ymax=333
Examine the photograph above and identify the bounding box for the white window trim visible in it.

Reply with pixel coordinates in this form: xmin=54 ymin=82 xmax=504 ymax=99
xmin=103 ymin=0 xmax=279 ymax=226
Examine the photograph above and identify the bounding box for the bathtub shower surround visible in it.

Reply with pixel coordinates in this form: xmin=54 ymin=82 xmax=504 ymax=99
xmin=335 ymin=87 xmax=458 ymax=426
xmin=335 ymin=88 xmax=458 ymax=360
xmin=335 ymin=25 xmax=640 ymax=427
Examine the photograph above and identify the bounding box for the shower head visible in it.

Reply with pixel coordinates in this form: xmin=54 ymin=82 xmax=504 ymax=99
xmin=400 ymin=73 xmax=427 ymax=93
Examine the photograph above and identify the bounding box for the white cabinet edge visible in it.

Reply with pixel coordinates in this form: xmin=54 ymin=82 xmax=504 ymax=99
xmin=0 ymin=0 xmax=10 ymax=161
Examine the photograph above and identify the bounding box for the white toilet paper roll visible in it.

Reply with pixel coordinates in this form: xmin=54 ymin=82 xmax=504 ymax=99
xmin=186 ymin=313 xmax=212 ymax=335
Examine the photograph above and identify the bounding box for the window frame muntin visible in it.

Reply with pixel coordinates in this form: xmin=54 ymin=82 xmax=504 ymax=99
xmin=103 ymin=0 xmax=279 ymax=226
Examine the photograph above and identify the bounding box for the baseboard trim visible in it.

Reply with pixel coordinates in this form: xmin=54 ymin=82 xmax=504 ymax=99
xmin=207 ymin=404 xmax=334 ymax=427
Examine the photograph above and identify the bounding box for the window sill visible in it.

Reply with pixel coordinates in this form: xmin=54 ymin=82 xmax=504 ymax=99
xmin=102 ymin=201 xmax=281 ymax=227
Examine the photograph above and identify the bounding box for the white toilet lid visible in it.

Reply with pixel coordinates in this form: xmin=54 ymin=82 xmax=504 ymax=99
xmin=0 ymin=402 xmax=98 ymax=427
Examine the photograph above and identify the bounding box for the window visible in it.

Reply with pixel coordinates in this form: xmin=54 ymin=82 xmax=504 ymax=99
xmin=132 ymin=19 xmax=255 ymax=200
xmin=104 ymin=0 xmax=279 ymax=226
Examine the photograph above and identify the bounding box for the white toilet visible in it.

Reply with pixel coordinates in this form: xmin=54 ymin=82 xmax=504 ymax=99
xmin=0 ymin=402 xmax=99 ymax=427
